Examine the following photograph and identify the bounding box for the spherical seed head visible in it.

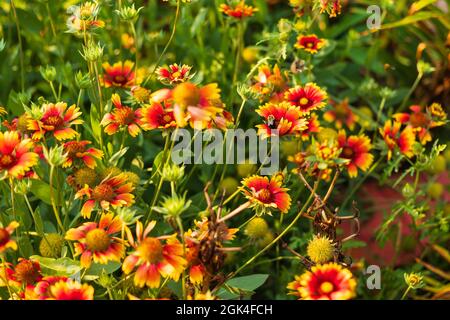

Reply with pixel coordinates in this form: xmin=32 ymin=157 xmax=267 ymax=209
xmin=85 ymin=229 xmax=111 ymax=252
xmin=427 ymin=182 xmax=444 ymax=200
xmin=39 ymin=233 xmax=65 ymax=258
xmin=172 ymin=82 xmax=200 ymax=107
xmin=307 ymin=235 xmax=334 ymax=264
xmin=257 ymin=231 xmax=274 ymax=248
xmin=218 ymin=177 xmax=239 ymax=196
xmin=245 ymin=217 xmax=269 ymax=239
xmin=101 ymin=167 xmax=122 ymax=180
xmin=74 ymin=167 xmax=98 ymax=187
xmin=237 ymin=162 xmax=257 ymax=178
xmin=122 ymin=171 xmax=140 ymax=187
xmin=426 ymin=155 xmax=446 ymax=175
xmin=317 ymin=128 xmax=338 ymax=143
xmin=281 ymin=140 xmax=299 ymax=157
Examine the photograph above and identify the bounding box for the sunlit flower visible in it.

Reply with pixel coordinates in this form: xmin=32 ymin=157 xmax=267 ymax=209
xmin=123 ymin=220 xmax=187 ymax=288
xmin=67 ymin=1 xmax=105 ymax=34
xmin=241 ymin=175 xmax=292 ymax=214
xmin=301 ymin=113 xmax=321 ymax=140
xmin=219 ymin=1 xmax=258 ymax=19
xmin=318 ymin=0 xmax=342 ymax=18
xmin=44 ymin=280 xmax=94 ymax=300
xmin=65 ymin=213 xmax=125 ymax=268
xmin=121 ymin=33 xmax=135 ymax=52
xmin=295 ymin=34 xmax=325 ymax=54
xmin=0 ymin=221 xmax=19 ymax=254
xmin=323 ymin=98 xmax=358 ymax=130
xmin=101 ymin=61 xmax=136 ymax=88
xmin=256 ymin=102 xmax=308 ymax=138
xmin=140 ymin=100 xmax=177 ymax=130
xmin=0 ymin=131 xmax=39 ymax=178
xmin=287 ymin=263 xmax=356 ymax=300
xmin=34 ymin=276 xmax=68 ymax=299
xmin=285 ymin=83 xmax=328 ymax=114
xmin=393 ymin=104 xmax=446 ymax=145
xmin=337 ymin=130 xmax=373 ymax=178
xmin=380 ymin=120 xmax=416 ymax=160
xmin=157 ymin=64 xmax=193 ymax=85
xmin=27 ymin=102 xmax=83 ymax=141
xmin=101 ymin=94 xmax=143 ymax=137
xmin=75 ymin=173 xmax=135 ymax=218
xmin=251 ymin=64 xmax=288 ymax=102
xmin=63 ymin=140 xmax=103 ymax=169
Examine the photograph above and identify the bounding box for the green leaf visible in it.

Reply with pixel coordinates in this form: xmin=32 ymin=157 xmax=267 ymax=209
xmin=30 ymin=256 xmax=82 ymax=277
xmin=379 ymin=11 xmax=444 ymax=30
xmin=410 ymin=0 xmax=437 ymax=13
xmin=84 ymin=261 xmax=121 ymax=281
xmin=30 ymin=180 xmax=60 ymax=206
xmin=226 ymin=274 xmax=269 ymax=292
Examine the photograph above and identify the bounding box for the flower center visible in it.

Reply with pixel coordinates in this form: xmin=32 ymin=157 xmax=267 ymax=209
xmin=409 ymin=112 xmax=428 ymax=128
xmin=92 ymin=183 xmax=115 ymax=202
xmin=85 ymin=228 xmax=111 ymax=252
xmin=299 ymin=98 xmax=309 ymax=106
xmin=306 ymin=42 xmax=314 ymax=48
xmin=257 ymin=188 xmax=272 ymax=202
xmin=0 ymin=154 xmax=15 ymax=168
xmin=171 ymin=71 xmax=181 ymax=79
xmin=320 ymin=281 xmax=334 ymax=294
xmin=44 ymin=115 xmax=64 ymax=128
xmin=138 ymin=237 xmax=164 ymax=264
xmin=341 ymin=146 xmax=354 ymax=159
xmin=173 ymin=83 xmax=200 ymax=107
xmin=115 ymin=107 xmax=136 ymax=125
xmin=0 ymin=228 xmax=10 ymax=246
xmin=65 ymin=142 xmax=86 ymax=157
xmin=114 ymin=75 xmax=127 ymax=85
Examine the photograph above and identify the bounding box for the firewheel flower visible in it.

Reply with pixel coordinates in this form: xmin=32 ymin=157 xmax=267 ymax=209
xmin=0 ymin=131 xmax=39 ymax=178
xmin=295 ymin=34 xmax=325 ymax=54
xmin=63 ymin=140 xmax=103 ymax=169
xmin=393 ymin=104 xmax=446 ymax=145
xmin=256 ymin=102 xmax=309 ymax=138
xmin=43 ymin=279 xmax=94 ymax=300
xmin=287 ymin=263 xmax=356 ymax=300
xmin=241 ymin=175 xmax=292 ymax=215
xmin=157 ymin=64 xmax=193 ymax=85
xmin=380 ymin=120 xmax=416 ymax=160
xmin=285 ymin=83 xmax=328 ymax=114
xmin=337 ymin=130 xmax=374 ymax=178
xmin=27 ymin=102 xmax=83 ymax=141
xmin=140 ymin=100 xmax=177 ymax=130
xmin=318 ymin=0 xmax=342 ymax=18
xmin=65 ymin=213 xmax=126 ymax=268
xmin=123 ymin=220 xmax=187 ymax=288
xmin=219 ymin=1 xmax=258 ymax=19
xmin=66 ymin=1 xmax=105 ymax=35
xmin=0 ymin=221 xmax=19 ymax=254
xmin=101 ymin=60 xmax=136 ymax=88
xmin=251 ymin=64 xmax=288 ymax=101
xmin=101 ymin=94 xmax=143 ymax=137
xmin=75 ymin=173 xmax=135 ymax=218
xmin=323 ymin=98 xmax=358 ymax=130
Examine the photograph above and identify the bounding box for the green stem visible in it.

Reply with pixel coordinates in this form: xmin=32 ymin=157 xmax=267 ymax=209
xmin=49 ymin=165 xmax=65 ymax=233
xmin=401 ymin=286 xmax=412 ymax=300
xmin=10 ymin=0 xmax=25 ymax=92
xmin=399 ymin=72 xmax=423 ymax=112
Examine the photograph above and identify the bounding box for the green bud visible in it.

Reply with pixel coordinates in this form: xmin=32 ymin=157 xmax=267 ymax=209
xmin=40 ymin=65 xmax=57 ymax=82
xmin=153 ymin=193 xmax=191 ymax=218
xmin=161 ymin=163 xmax=185 ymax=182
xmin=43 ymin=145 xmax=68 ymax=167
xmin=402 ymin=183 xmax=414 ymax=198
xmin=115 ymin=4 xmax=143 ymax=23
xmin=75 ymin=71 xmax=91 ymax=89
xmin=80 ymin=41 xmax=104 ymax=62
xmin=404 ymin=272 xmax=425 ymax=290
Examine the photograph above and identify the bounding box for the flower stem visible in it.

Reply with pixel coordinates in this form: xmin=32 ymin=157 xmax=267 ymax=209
xmin=401 ymin=286 xmax=412 ymax=300
xmin=10 ymin=0 xmax=25 ymax=92
xmin=49 ymin=165 xmax=65 ymax=233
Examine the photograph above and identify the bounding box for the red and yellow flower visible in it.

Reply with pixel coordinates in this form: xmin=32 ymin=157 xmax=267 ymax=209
xmin=123 ymin=220 xmax=187 ymax=288
xmin=65 ymin=213 xmax=125 ymax=268
xmin=319 ymin=0 xmax=342 ymax=18
xmin=256 ymin=102 xmax=309 ymax=138
xmin=337 ymin=130 xmax=374 ymax=178
xmin=285 ymin=83 xmax=328 ymax=114
xmin=43 ymin=279 xmax=94 ymax=300
xmin=27 ymin=102 xmax=83 ymax=141
xmin=157 ymin=64 xmax=193 ymax=85
xmin=393 ymin=104 xmax=446 ymax=145
xmin=251 ymin=64 xmax=288 ymax=102
xmin=219 ymin=1 xmax=258 ymax=19
xmin=323 ymin=98 xmax=358 ymax=130
xmin=75 ymin=173 xmax=135 ymax=218
xmin=63 ymin=140 xmax=103 ymax=169
xmin=140 ymin=100 xmax=177 ymax=131
xmin=301 ymin=113 xmax=321 ymax=140
xmin=241 ymin=175 xmax=292 ymax=214
xmin=101 ymin=60 xmax=136 ymax=88
xmin=295 ymin=34 xmax=325 ymax=54
xmin=0 ymin=221 xmax=19 ymax=254
xmin=287 ymin=263 xmax=356 ymax=300
xmin=380 ymin=120 xmax=416 ymax=160
xmin=101 ymin=94 xmax=143 ymax=137
xmin=0 ymin=131 xmax=39 ymax=178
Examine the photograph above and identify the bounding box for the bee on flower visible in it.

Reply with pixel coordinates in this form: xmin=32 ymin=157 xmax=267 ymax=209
xmin=157 ymin=64 xmax=193 ymax=85
xmin=380 ymin=120 xmax=416 ymax=160
xmin=66 ymin=1 xmax=105 ymax=35
xmin=295 ymin=34 xmax=326 ymax=54
xmin=75 ymin=173 xmax=135 ymax=218
xmin=122 ymin=220 xmax=187 ymax=288
xmin=101 ymin=60 xmax=136 ymax=88
xmin=65 ymin=213 xmax=126 ymax=268
xmin=337 ymin=130 xmax=374 ymax=178
xmin=62 ymin=140 xmax=103 ymax=169
xmin=101 ymin=94 xmax=143 ymax=137
xmin=287 ymin=262 xmax=356 ymax=300
xmin=323 ymin=98 xmax=358 ymax=130
xmin=0 ymin=221 xmax=19 ymax=254
xmin=285 ymin=83 xmax=328 ymax=114
xmin=219 ymin=1 xmax=258 ymax=19
xmin=0 ymin=131 xmax=39 ymax=178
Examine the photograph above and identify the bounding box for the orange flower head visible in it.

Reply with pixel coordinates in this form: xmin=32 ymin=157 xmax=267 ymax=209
xmin=101 ymin=60 xmax=136 ymax=88
xmin=285 ymin=83 xmax=328 ymax=114
xmin=12 ymin=259 xmax=42 ymax=285
xmin=251 ymin=64 xmax=288 ymax=101
xmin=101 ymin=94 xmax=143 ymax=137
xmin=123 ymin=220 xmax=187 ymax=288
xmin=46 ymin=280 xmax=94 ymax=300
xmin=256 ymin=102 xmax=309 ymax=138
xmin=241 ymin=175 xmax=292 ymax=215
xmin=337 ymin=130 xmax=373 ymax=178
xmin=287 ymin=263 xmax=356 ymax=300
xmin=319 ymin=0 xmax=342 ymax=18
xmin=219 ymin=1 xmax=258 ymax=19
xmin=323 ymin=98 xmax=358 ymax=130
xmin=75 ymin=173 xmax=135 ymax=219
xmin=380 ymin=120 xmax=416 ymax=160
xmin=0 ymin=131 xmax=39 ymax=178
xmin=141 ymin=100 xmax=177 ymax=130
xmin=27 ymin=102 xmax=83 ymax=141
xmin=63 ymin=140 xmax=103 ymax=169
xmin=0 ymin=221 xmax=19 ymax=254
xmin=301 ymin=113 xmax=321 ymax=141
xmin=157 ymin=64 xmax=193 ymax=85
xmin=65 ymin=213 xmax=125 ymax=268
xmin=295 ymin=34 xmax=325 ymax=54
